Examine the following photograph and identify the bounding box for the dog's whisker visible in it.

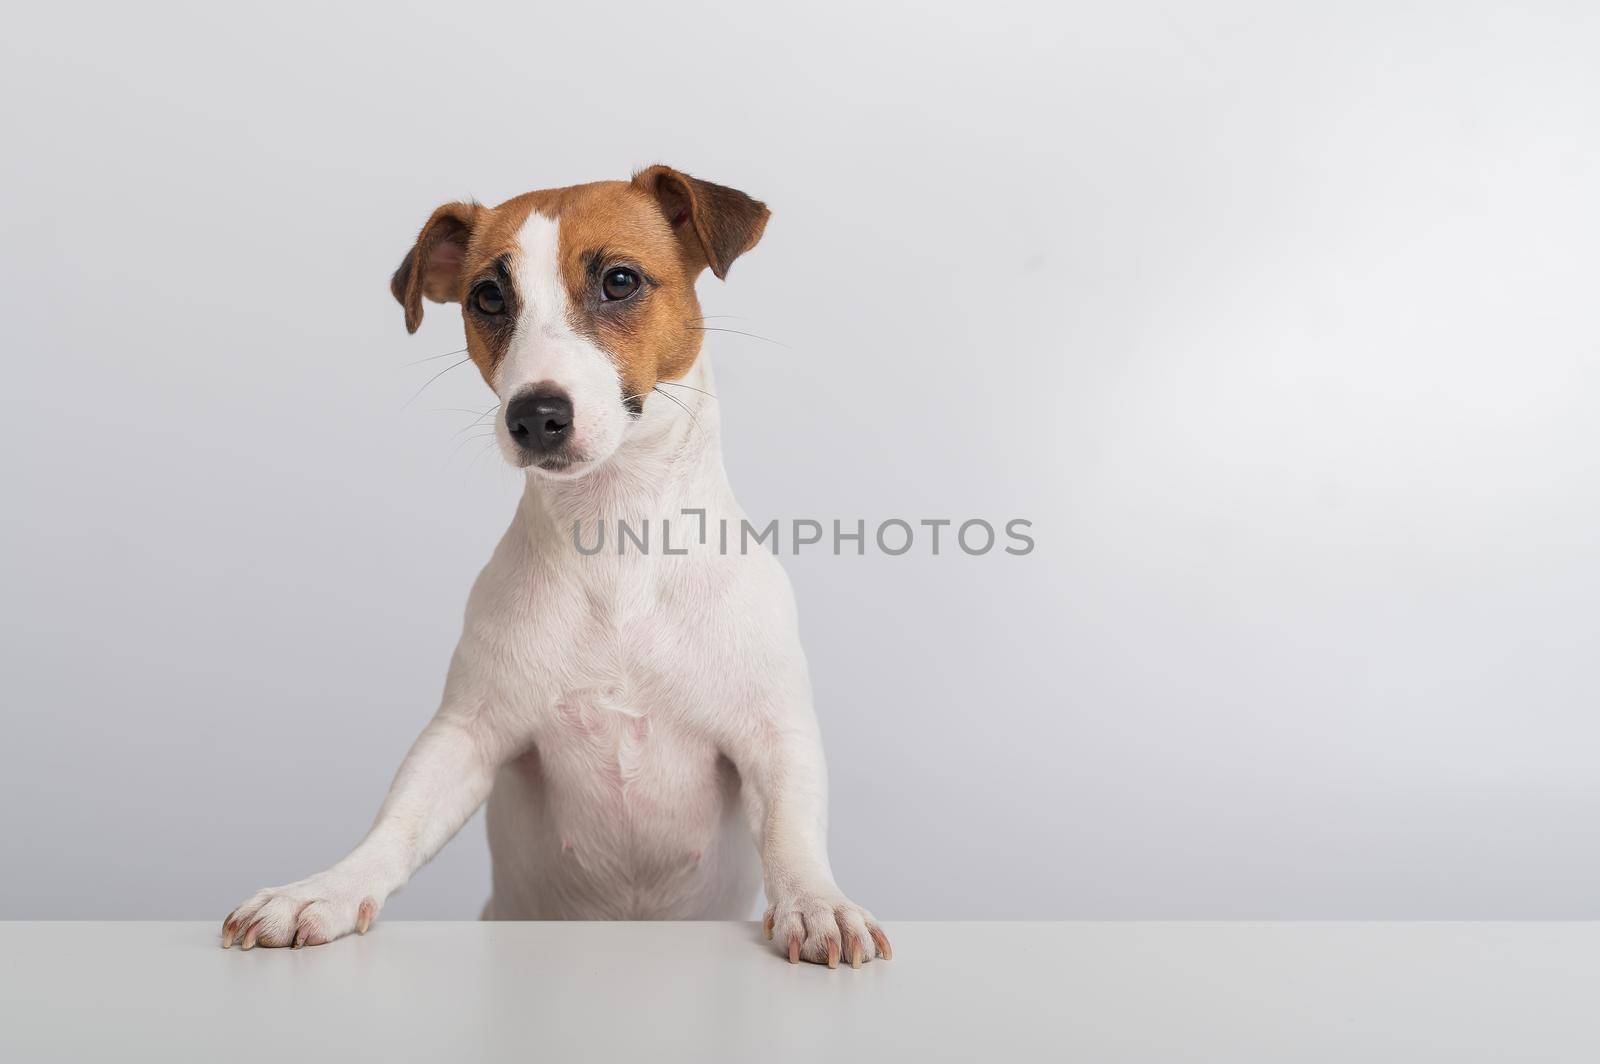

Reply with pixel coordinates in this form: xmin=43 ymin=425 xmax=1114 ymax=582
xmin=651 ymin=384 xmax=703 ymax=435
xmin=685 ymin=326 xmax=790 ymax=349
xmin=654 ymin=380 xmax=717 ymax=400
xmin=469 ymin=438 xmax=500 ymax=471
xmin=620 ymin=392 xmax=651 ymax=420
xmin=447 ymin=429 xmax=498 ymax=465
xmin=403 ymin=347 xmax=469 ymax=368
xmin=440 ymin=406 xmax=501 ymax=437
xmin=460 ymin=403 xmax=502 ymax=429
xmin=404 ymin=356 xmax=474 ymax=408
xmin=685 ymin=315 xmax=747 ymax=322
xmin=450 ymin=414 xmax=499 ymax=440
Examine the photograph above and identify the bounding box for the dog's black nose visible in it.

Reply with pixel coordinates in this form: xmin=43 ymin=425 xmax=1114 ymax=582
xmin=506 ymin=387 xmax=574 ymax=454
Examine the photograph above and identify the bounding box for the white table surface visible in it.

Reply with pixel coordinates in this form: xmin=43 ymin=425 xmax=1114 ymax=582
xmin=2 ymin=921 xmax=1597 ymax=1062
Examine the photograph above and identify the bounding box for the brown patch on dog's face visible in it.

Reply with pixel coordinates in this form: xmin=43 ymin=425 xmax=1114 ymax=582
xmin=550 ymin=181 xmax=708 ymax=407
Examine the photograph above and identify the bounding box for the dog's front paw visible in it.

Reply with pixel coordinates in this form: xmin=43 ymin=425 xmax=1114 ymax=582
xmin=221 ymin=870 xmax=384 ymax=950
xmin=762 ymin=889 xmax=891 ymax=968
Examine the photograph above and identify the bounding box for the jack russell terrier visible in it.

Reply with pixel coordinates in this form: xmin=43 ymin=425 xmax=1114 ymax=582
xmin=221 ymin=166 xmax=890 ymax=969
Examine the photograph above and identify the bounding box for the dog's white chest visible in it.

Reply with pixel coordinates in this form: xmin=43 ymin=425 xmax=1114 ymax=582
xmin=546 ymin=681 xmax=654 ymax=786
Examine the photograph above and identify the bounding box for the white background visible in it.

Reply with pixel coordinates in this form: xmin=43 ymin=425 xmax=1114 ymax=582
xmin=2 ymin=0 xmax=1596 ymax=919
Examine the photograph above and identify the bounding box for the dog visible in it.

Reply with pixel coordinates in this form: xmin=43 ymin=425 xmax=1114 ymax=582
xmin=221 ymin=166 xmax=890 ymax=968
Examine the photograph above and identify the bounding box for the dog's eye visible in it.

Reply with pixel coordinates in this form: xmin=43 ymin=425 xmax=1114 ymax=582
xmin=601 ymin=268 xmax=641 ymax=301
xmin=473 ymin=282 xmax=505 ymax=316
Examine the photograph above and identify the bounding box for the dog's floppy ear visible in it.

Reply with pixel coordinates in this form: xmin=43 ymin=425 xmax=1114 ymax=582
xmin=390 ymin=201 xmax=480 ymax=333
xmin=633 ymin=165 xmax=769 ymax=280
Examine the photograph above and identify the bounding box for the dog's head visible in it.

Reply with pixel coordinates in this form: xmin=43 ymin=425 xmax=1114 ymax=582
xmin=391 ymin=166 xmax=768 ymax=478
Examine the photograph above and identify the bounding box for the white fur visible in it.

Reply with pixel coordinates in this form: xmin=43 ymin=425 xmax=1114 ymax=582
xmin=492 ymin=213 xmax=630 ymax=477
xmin=224 ymin=212 xmax=885 ymax=966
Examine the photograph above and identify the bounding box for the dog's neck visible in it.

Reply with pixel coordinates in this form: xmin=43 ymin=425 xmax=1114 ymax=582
xmin=517 ymin=356 xmax=734 ymax=541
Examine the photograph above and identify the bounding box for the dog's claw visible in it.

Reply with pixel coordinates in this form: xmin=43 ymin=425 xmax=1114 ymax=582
xmin=869 ymin=926 xmax=893 ymax=961
xmin=769 ymin=894 xmax=884 ymax=968
xmin=224 ymin=875 xmax=384 ymax=953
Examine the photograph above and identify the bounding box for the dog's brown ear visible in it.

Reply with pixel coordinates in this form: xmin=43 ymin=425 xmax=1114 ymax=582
xmin=633 ymin=165 xmax=769 ymax=280
xmin=390 ymin=201 xmax=480 ymax=333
